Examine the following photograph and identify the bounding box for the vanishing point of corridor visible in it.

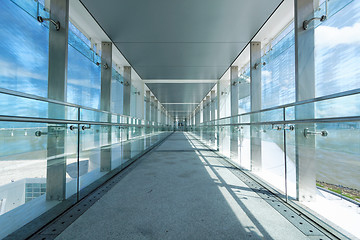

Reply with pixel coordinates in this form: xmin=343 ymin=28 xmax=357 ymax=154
xmin=45 ymin=133 xmax=325 ymax=240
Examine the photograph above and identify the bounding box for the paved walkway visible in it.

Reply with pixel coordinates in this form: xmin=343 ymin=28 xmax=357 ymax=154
xmin=55 ymin=132 xmax=313 ymax=240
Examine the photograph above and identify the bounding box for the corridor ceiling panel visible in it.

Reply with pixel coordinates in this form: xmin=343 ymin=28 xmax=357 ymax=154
xmin=147 ymin=83 xmax=214 ymax=103
xmin=80 ymin=0 xmax=283 ymax=117
xmin=80 ymin=0 xmax=283 ymax=80
xmin=147 ymin=83 xmax=214 ymax=118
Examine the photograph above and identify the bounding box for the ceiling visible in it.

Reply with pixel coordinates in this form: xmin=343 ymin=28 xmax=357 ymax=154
xmin=147 ymin=83 xmax=214 ymax=117
xmin=80 ymin=0 xmax=283 ymax=118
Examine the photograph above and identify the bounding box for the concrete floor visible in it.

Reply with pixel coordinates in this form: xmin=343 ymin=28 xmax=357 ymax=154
xmin=55 ymin=132 xmax=311 ymax=240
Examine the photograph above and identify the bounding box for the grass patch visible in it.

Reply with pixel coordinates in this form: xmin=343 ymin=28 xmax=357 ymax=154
xmin=316 ymin=181 xmax=360 ymax=203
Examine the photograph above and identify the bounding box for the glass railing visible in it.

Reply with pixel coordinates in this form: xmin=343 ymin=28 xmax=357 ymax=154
xmin=189 ymin=88 xmax=360 ymax=239
xmin=0 ymin=89 xmax=173 ymax=239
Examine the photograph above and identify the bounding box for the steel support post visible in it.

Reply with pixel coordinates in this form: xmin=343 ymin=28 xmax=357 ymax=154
xmin=46 ymin=0 xmax=69 ymax=201
xmin=250 ymin=42 xmax=262 ymax=172
xmin=210 ymin=90 xmax=216 ymax=146
xmin=151 ymin=96 xmax=155 ymax=134
xmin=155 ymin=100 xmax=159 ymax=132
xmin=123 ymin=66 xmax=131 ymax=160
xmin=295 ymin=0 xmax=316 ymax=201
xmin=205 ymin=96 xmax=211 ymax=143
xmin=145 ymin=91 xmax=151 ymax=136
xmin=123 ymin=66 xmax=131 ymax=116
xmin=216 ymin=81 xmax=220 ymax=150
xmin=230 ymin=66 xmax=239 ymax=163
xmin=200 ymin=101 xmax=204 ymax=140
xmin=100 ymin=42 xmax=112 ymax=172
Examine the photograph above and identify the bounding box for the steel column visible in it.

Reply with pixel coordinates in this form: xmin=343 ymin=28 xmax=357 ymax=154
xmin=295 ymin=0 xmax=316 ymax=201
xmin=46 ymin=0 xmax=69 ymax=201
xmin=210 ymin=90 xmax=216 ymax=147
xmin=250 ymin=42 xmax=262 ymax=171
xmin=216 ymin=81 xmax=220 ymax=150
xmin=145 ymin=91 xmax=151 ymax=136
xmin=122 ymin=66 xmax=131 ymax=160
xmin=123 ymin=66 xmax=131 ymax=116
xmin=230 ymin=66 xmax=239 ymax=162
xmin=99 ymin=42 xmax=112 ymax=172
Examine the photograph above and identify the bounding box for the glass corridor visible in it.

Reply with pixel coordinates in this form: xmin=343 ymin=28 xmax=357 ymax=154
xmin=0 ymin=89 xmax=172 ymax=239
xmin=189 ymin=91 xmax=360 ymax=239
xmin=188 ymin=0 xmax=360 ymax=238
xmin=1 ymin=0 xmax=360 ymax=239
xmin=26 ymin=132 xmax=335 ymax=240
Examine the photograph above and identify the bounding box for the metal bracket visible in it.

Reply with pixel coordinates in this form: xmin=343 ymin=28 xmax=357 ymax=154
xmin=254 ymin=62 xmax=266 ymax=70
xmin=35 ymin=126 xmax=66 ymax=137
xmin=81 ymin=125 xmax=91 ymax=131
xmin=303 ymin=0 xmax=328 ymax=30
xmin=272 ymin=124 xmax=282 ymax=131
xmin=69 ymin=125 xmax=78 ymax=131
xmin=234 ymin=126 xmax=243 ymax=132
xmin=37 ymin=16 xmax=60 ymax=31
xmin=303 ymin=15 xmax=327 ymax=30
xmin=35 ymin=130 xmax=47 ymax=137
xmin=284 ymin=125 xmax=295 ymax=131
xmin=304 ymin=128 xmax=328 ymax=138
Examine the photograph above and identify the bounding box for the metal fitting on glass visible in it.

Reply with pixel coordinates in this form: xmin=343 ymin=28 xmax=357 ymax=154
xmin=37 ymin=16 xmax=60 ymax=31
xmin=69 ymin=125 xmax=78 ymax=131
xmin=272 ymin=125 xmax=282 ymax=130
xmin=303 ymin=0 xmax=328 ymax=30
xmin=254 ymin=62 xmax=266 ymax=70
xmin=81 ymin=125 xmax=91 ymax=131
xmin=284 ymin=125 xmax=295 ymax=131
xmin=304 ymin=128 xmax=328 ymax=138
xmin=303 ymin=15 xmax=327 ymax=30
xmin=35 ymin=130 xmax=47 ymax=137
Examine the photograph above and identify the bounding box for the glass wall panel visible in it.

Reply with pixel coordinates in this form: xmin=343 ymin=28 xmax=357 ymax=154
xmin=67 ymin=25 xmax=101 ymax=109
xmin=79 ymin=124 xmax=103 ymax=196
xmin=261 ymin=23 xmax=295 ymax=110
xmin=257 ymin=124 xmax=286 ymax=195
xmin=284 ymin=125 xmax=296 ymax=199
xmin=0 ymin=0 xmax=49 ymax=97
xmin=0 ymin=93 xmax=77 ymax=120
xmin=219 ymin=126 xmax=230 ymax=158
xmin=111 ymin=68 xmax=123 ymax=114
xmin=315 ymin=0 xmax=360 ymax=97
xmin=111 ymin=125 xmax=122 ymax=170
xmin=219 ymin=79 xmax=231 ymax=118
xmin=239 ymin=125 xmax=251 ymax=170
xmin=295 ymin=121 xmax=360 ymax=237
xmin=0 ymin=122 xmax=78 ymax=238
xmin=238 ymin=66 xmax=251 ymax=113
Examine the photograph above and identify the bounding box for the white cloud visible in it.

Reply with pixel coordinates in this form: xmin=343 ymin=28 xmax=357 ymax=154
xmin=315 ymin=22 xmax=360 ymax=47
xmin=262 ymin=70 xmax=272 ymax=78
xmin=68 ymin=78 xmax=101 ymax=89
xmin=0 ymin=59 xmax=47 ymax=81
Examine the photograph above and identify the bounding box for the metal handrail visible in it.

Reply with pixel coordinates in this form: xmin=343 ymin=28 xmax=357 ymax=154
xmin=193 ymin=116 xmax=360 ymax=128
xmin=191 ymin=87 xmax=360 ymax=126
xmin=0 ymin=114 xmax=171 ymax=127
xmin=0 ymin=87 xmax=142 ymax=121
xmin=0 ymin=88 xmax=176 ymax=127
